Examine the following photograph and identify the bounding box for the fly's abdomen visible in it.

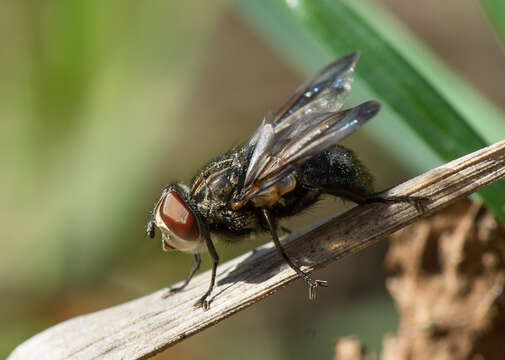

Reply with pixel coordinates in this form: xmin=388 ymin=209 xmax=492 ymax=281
xmin=300 ymin=145 xmax=374 ymax=197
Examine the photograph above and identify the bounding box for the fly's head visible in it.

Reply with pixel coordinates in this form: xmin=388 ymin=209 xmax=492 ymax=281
xmin=147 ymin=184 xmax=207 ymax=254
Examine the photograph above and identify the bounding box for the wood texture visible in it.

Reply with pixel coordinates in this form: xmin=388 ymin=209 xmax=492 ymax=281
xmin=9 ymin=139 xmax=505 ymax=360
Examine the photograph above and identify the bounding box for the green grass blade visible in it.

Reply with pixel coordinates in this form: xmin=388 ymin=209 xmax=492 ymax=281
xmin=480 ymin=0 xmax=505 ymax=47
xmin=234 ymin=0 xmax=505 ymax=223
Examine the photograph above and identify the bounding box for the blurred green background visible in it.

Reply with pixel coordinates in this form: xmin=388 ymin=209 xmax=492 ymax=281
xmin=2 ymin=0 xmax=505 ymax=359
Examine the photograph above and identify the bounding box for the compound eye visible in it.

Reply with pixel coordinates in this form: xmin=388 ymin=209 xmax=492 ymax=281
xmin=159 ymin=191 xmax=199 ymax=241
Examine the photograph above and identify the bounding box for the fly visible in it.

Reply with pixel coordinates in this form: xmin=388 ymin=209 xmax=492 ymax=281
xmin=146 ymin=52 xmax=422 ymax=310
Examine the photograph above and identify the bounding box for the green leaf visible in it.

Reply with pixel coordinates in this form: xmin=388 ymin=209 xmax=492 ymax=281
xmin=235 ymin=0 xmax=505 ymax=223
xmin=480 ymin=0 xmax=505 ymax=47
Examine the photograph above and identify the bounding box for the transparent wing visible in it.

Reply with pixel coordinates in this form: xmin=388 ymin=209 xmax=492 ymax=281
xmin=237 ymin=52 xmax=376 ymax=208
xmin=273 ymin=52 xmax=359 ymax=128
xmin=245 ymin=52 xmax=359 ymax=189
xmin=238 ymin=101 xmax=381 ymax=205
xmin=248 ymin=52 xmax=359 ymax=148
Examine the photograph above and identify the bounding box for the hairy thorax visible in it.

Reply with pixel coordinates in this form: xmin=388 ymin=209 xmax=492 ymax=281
xmin=190 ymin=146 xmax=257 ymax=233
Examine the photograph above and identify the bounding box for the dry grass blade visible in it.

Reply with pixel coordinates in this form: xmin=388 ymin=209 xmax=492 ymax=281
xmin=9 ymin=140 xmax=505 ymax=360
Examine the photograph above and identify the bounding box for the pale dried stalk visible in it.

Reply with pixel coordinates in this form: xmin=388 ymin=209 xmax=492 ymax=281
xmin=9 ymin=140 xmax=505 ymax=360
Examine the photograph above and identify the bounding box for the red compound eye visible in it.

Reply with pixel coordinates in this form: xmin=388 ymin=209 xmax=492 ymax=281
xmin=159 ymin=191 xmax=199 ymax=241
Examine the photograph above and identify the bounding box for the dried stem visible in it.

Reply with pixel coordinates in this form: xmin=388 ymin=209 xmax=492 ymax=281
xmin=9 ymin=140 xmax=505 ymax=360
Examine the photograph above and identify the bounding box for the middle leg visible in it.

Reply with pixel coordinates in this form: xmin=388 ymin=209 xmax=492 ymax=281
xmin=261 ymin=208 xmax=327 ymax=300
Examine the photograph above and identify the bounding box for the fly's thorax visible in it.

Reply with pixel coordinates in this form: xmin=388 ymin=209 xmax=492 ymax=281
xmin=191 ymin=152 xmax=245 ymax=205
xmin=153 ymin=184 xmax=207 ymax=254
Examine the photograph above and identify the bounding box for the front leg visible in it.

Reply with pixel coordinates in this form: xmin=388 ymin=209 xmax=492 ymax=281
xmin=261 ymin=208 xmax=327 ymax=300
xmin=162 ymin=254 xmax=201 ymax=298
xmin=194 ymin=236 xmax=219 ymax=310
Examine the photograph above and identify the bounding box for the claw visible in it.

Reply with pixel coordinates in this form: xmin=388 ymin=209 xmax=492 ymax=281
xmin=168 ymin=285 xmax=184 ymax=294
xmin=308 ymin=279 xmax=328 ymax=300
xmin=367 ymin=194 xmax=429 ymax=214
xmin=194 ymin=297 xmax=210 ymax=310
xmin=161 ymin=283 xmax=185 ymax=299
xmin=412 ymin=197 xmax=429 ymax=213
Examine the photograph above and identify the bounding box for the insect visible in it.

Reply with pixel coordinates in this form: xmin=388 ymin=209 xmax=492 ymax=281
xmin=147 ymin=52 xmax=421 ymax=310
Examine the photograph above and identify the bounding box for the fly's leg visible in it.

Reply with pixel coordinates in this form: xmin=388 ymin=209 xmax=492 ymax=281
xmin=330 ymin=189 xmax=427 ymax=213
xmin=301 ymin=146 xmax=428 ymax=213
xmin=262 ymin=209 xmax=327 ymax=300
xmin=162 ymin=254 xmax=201 ymax=298
xmin=365 ymin=194 xmax=427 ymax=213
xmin=194 ymin=236 xmax=219 ymax=310
xmin=280 ymin=226 xmax=292 ymax=235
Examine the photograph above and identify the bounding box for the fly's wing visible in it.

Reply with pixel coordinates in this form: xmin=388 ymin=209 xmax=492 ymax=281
xmin=237 ymin=101 xmax=381 ymax=205
xmin=248 ymin=52 xmax=359 ymax=148
xmin=273 ymin=52 xmax=359 ymax=130
xmin=236 ymin=52 xmax=376 ymax=208
xmin=245 ymin=52 xmax=360 ymax=186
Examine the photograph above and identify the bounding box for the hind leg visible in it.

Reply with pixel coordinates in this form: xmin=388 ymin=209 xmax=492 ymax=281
xmin=328 ymin=188 xmax=426 ymax=212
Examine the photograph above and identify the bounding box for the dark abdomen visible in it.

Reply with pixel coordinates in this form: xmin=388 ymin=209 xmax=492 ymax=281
xmin=300 ymin=145 xmax=374 ymax=201
xmin=271 ymin=145 xmax=374 ymax=219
